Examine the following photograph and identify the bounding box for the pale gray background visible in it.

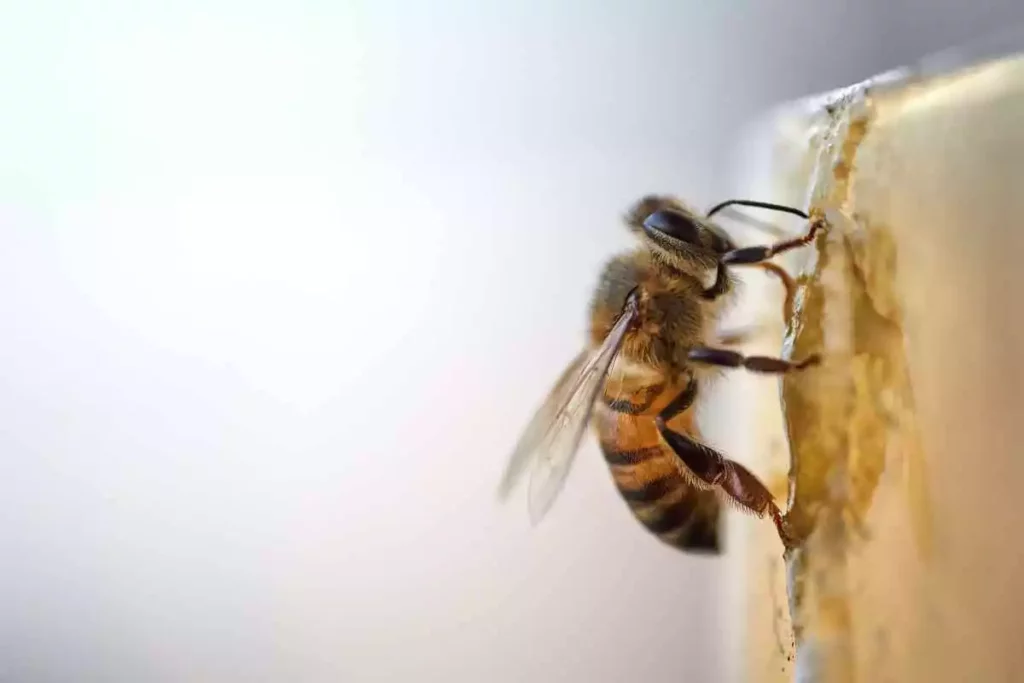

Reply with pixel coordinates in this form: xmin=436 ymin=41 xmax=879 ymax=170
xmin=1 ymin=2 xmax=1021 ymax=682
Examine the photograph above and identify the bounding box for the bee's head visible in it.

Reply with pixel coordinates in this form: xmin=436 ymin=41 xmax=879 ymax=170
xmin=624 ymin=195 xmax=735 ymax=275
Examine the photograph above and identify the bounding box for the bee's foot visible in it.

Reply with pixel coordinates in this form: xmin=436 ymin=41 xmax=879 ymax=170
xmin=773 ymin=509 xmax=799 ymax=551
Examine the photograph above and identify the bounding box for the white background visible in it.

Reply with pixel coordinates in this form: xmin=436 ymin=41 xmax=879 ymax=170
xmin=2 ymin=2 xmax=1022 ymax=681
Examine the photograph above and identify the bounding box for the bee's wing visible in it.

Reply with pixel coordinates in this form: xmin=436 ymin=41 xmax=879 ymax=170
xmin=526 ymin=304 xmax=637 ymax=524
xmin=497 ymin=349 xmax=590 ymax=502
xmin=497 ymin=301 xmax=638 ymax=525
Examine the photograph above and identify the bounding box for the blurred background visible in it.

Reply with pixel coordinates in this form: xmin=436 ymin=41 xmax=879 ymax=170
xmin=2 ymin=2 xmax=1023 ymax=682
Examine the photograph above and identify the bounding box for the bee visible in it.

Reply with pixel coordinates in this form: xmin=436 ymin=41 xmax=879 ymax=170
xmin=498 ymin=195 xmax=825 ymax=553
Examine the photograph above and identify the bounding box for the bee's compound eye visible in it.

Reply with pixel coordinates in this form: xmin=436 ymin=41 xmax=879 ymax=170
xmin=642 ymin=209 xmax=701 ymax=246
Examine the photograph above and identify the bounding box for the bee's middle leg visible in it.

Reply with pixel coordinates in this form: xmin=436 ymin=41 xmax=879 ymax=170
xmin=687 ymin=347 xmax=820 ymax=374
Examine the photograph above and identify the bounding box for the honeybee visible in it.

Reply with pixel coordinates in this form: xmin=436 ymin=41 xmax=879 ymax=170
xmin=498 ymin=195 xmax=825 ymax=553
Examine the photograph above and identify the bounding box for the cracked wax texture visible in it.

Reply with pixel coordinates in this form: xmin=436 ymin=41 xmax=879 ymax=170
xmin=760 ymin=54 xmax=1024 ymax=683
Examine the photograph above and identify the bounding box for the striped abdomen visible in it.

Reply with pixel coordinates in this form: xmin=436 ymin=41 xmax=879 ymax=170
xmin=591 ymin=370 xmax=722 ymax=553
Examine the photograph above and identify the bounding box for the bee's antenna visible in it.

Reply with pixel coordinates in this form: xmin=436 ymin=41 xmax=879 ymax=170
xmin=705 ymin=199 xmax=811 ymax=241
xmin=705 ymin=199 xmax=809 ymax=220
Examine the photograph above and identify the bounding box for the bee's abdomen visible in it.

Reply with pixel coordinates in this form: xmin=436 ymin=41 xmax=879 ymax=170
xmin=593 ymin=392 xmax=721 ymax=553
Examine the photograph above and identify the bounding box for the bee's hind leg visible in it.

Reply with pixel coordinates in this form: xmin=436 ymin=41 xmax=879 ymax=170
xmin=654 ymin=387 xmax=794 ymax=549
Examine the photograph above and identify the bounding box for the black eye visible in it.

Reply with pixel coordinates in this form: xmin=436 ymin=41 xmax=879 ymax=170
xmin=642 ymin=209 xmax=701 ymax=245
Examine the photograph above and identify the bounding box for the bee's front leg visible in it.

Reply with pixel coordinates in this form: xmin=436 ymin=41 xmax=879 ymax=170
xmin=701 ymin=201 xmax=823 ymax=302
xmin=718 ymin=214 xmax=827 ymax=267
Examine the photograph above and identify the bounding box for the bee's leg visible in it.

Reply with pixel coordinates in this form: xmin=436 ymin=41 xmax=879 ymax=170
xmin=718 ymin=215 xmax=827 ymax=267
xmin=757 ymin=262 xmax=797 ymax=322
xmin=654 ymin=414 xmax=795 ymax=549
xmin=702 ymin=236 xmax=810 ymax=305
xmin=701 ymin=200 xmax=820 ymax=300
xmin=687 ymin=347 xmax=821 ymax=374
xmin=713 ymin=265 xmax=798 ymax=344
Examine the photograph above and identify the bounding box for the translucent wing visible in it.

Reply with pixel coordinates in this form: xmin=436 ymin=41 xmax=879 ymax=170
xmin=526 ymin=302 xmax=637 ymax=524
xmin=497 ymin=297 xmax=638 ymax=526
xmin=496 ymin=349 xmax=590 ymax=502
